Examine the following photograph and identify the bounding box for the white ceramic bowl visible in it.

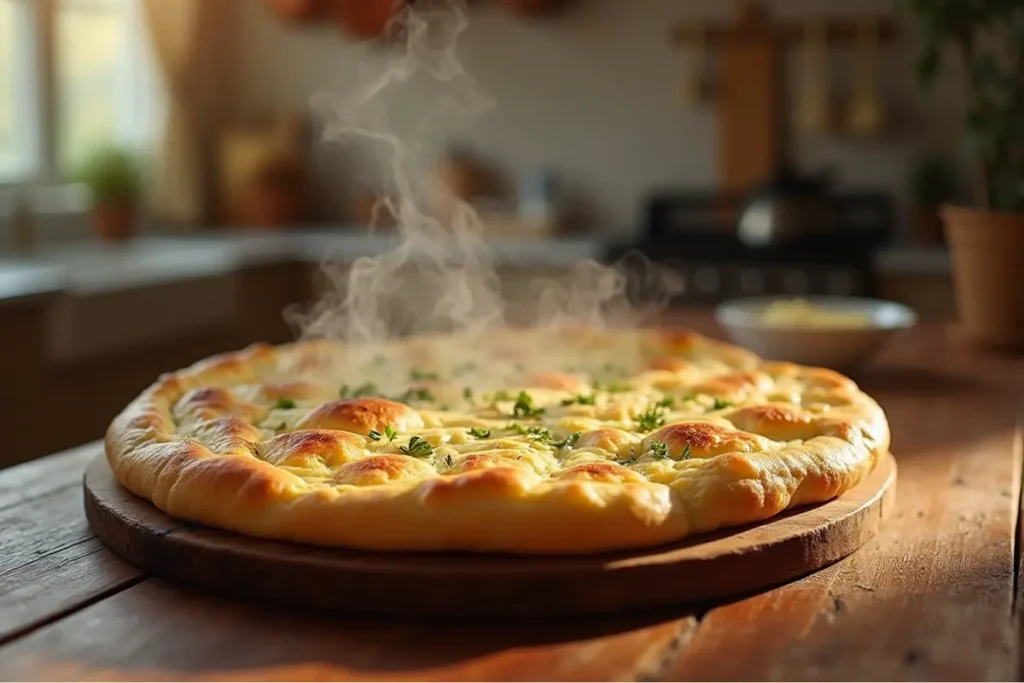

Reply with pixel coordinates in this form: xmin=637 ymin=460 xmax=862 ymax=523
xmin=714 ymin=296 xmax=918 ymax=371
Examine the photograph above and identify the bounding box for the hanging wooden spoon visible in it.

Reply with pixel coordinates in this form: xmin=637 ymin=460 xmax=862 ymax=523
xmin=795 ymin=20 xmax=831 ymax=135
xmin=681 ymin=22 xmax=714 ymax=105
xmin=845 ymin=17 xmax=885 ymax=136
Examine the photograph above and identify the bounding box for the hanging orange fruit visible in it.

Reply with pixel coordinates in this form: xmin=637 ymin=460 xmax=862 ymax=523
xmin=332 ymin=0 xmax=403 ymax=40
xmin=268 ymin=0 xmax=325 ymax=23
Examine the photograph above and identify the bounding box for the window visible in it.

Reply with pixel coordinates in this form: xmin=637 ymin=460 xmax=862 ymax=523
xmin=0 ymin=0 xmax=38 ymax=180
xmin=0 ymin=0 xmax=162 ymax=184
xmin=57 ymin=0 xmax=162 ymax=172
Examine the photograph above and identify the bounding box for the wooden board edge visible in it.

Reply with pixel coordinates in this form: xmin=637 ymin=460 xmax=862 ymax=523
xmin=84 ymin=454 xmax=896 ymax=619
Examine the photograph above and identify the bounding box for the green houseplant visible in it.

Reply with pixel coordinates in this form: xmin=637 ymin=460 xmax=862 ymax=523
xmin=74 ymin=145 xmax=146 ymax=242
xmin=906 ymin=0 xmax=1024 ymax=347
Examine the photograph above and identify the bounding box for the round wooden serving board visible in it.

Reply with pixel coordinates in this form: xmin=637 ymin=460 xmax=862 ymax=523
xmin=84 ymin=453 xmax=896 ymax=619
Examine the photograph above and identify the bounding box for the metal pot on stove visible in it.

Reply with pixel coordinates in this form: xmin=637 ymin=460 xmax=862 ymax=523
xmin=738 ymin=164 xmax=836 ymax=247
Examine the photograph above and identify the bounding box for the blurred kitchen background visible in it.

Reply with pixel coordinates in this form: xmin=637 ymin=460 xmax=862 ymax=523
xmin=0 ymin=0 xmax=975 ymax=466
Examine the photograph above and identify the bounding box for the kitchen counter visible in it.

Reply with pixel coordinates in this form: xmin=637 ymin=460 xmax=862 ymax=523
xmin=873 ymin=244 xmax=952 ymax=275
xmin=0 ymin=259 xmax=67 ymax=305
xmin=0 ymin=228 xmax=955 ymax=304
xmin=0 ymin=229 xmax=606 ymax=302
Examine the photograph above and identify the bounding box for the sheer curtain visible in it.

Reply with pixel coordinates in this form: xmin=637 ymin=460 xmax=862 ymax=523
xmin=140 ymin=0 xmax=203 ymax=225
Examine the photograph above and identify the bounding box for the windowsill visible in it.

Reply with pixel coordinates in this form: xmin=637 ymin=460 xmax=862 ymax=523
xmin=0 ymin=182 xmax=91 ymax=216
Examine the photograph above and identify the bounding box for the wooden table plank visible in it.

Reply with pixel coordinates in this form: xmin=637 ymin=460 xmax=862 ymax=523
xmin=0 ymin=443 xmax=99 ymax=511
xmin=0 ymin=443 xmax=142 ymax=646
xmin=0 ymin=579 xmax=695 ymax=681
xmin=663 ymin=394 xmax=1023 ymax=681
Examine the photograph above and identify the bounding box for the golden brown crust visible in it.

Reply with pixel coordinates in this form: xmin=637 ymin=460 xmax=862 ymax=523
xmin=296 ymin=398 xmax=424 ymax=435
xmin=576 ymin=428 xmax=638 ymax=454
xmin=105 ymin=327 xmax=891 ymax=555
xmin=647 ymin=422 xmax=770 ymax=458
xmin=261 ymin=430 xmax=366 ymax=469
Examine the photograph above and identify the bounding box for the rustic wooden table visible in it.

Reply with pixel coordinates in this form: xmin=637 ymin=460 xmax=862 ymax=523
xmin=1 ymin=319 xmax=1022 ymax=681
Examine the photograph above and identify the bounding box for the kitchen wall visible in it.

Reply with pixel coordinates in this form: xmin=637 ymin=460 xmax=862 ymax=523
xmin=231 ymin=0 xmax=969 ymax=237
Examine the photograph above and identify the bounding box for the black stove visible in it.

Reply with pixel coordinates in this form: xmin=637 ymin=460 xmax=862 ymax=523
xmin=607 ymin=191 xmax=894 ymax=304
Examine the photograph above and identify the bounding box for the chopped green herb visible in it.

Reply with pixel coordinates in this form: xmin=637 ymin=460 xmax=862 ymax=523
xmin=561 ymin=393 xmax=597 ymax=406
xmin=463 ymin=387 xmax=474 ymax=401
xmin=505 ymin=426 xmax=579 ymax=449
xmin=512 ymin=391 xmax=545 ymax=419
xmin=468 ymin=427 xmax=491 ymax=439
xmin=368 ymin=430 xmax=383 ymax=441
xmin=491 ymin=389 xmax=513 ymax=402
xmin=396 ymin=387 xmax=435 ymax=403
xmin=341 ymin=383 xmax=378 ymax=398
xmin=441 ymin=453 xmax=455 ymax=469
xmin=656 ymin=396 xmax=675 ymax=409
xmin=680 ymin=443 xmax=693 ymax=460
xmin=711 ymin=397 xmax=733 ymax=410
xmin=274 ymin=398 xmax=297 ymax=410
xmin=616 ymin=450 xmax=638 ymax=466
xmin=410 ymin=369 xmax=440 ymax=382
xmin=636 ymin=405 xmax=667 ymax=432
xmin=593 ymin=380 xmax=631 ymax=393
xmin=506 ymin=423 xmax=550 ymax=439
xmin=529 ymin=428 xmax=554 ymax=443
xmin=548 ymin=432 xmax=582 ymax=449
xmin=400 ymin=436 xmax=434 ymax=458
xmin=384 ymin=425 xmax=398 ymax=442
xmin=352 ymin=382 xmax=378 ymax=397
xmin=649 ymin=439 xmax=670 ymax=459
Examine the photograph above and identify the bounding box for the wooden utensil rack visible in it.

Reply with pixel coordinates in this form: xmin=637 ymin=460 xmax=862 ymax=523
xmin=672 ymin=0 xmax=898 ymax=193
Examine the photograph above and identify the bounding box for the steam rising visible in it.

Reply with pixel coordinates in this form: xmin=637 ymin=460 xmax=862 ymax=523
xmin=288 ymin=0 xmax=683 ymax=352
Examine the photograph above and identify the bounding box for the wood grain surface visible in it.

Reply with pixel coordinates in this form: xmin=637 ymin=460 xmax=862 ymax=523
xmin=0 ymin=319 xmax=1021 ymax=681
xmin=82 ymin=453 xmax=895 ymax=619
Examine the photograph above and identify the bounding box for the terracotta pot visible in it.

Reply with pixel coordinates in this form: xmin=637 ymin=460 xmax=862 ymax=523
xmin=942 ymin=204 xmax=1024 ymax=349
xmin=332 ymin=0 xmax=401 ymax=40
xmin=93 ymin=203 xmax=136 ymax=242
xmin=908 ymin=206 xmax=945 ymax=246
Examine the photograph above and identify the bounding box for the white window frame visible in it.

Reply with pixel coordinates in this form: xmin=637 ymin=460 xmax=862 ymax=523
xmin=0 ymin=0 xmax=160 ymax=213
xmin=0 ymin=0 xmax=43 ymax=184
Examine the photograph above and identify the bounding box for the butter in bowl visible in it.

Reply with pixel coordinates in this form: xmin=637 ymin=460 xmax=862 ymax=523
xmin=715 ymin=297 xmax=918 ymax=371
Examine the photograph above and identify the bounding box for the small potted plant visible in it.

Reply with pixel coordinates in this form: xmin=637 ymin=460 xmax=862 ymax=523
xmin=906 ymin=0 xmax=1024 ymax=348
xmin=75 ymin=145 xmax=145 ymax=242
xmin=907 ymin=153 xmax=957 ymax=246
